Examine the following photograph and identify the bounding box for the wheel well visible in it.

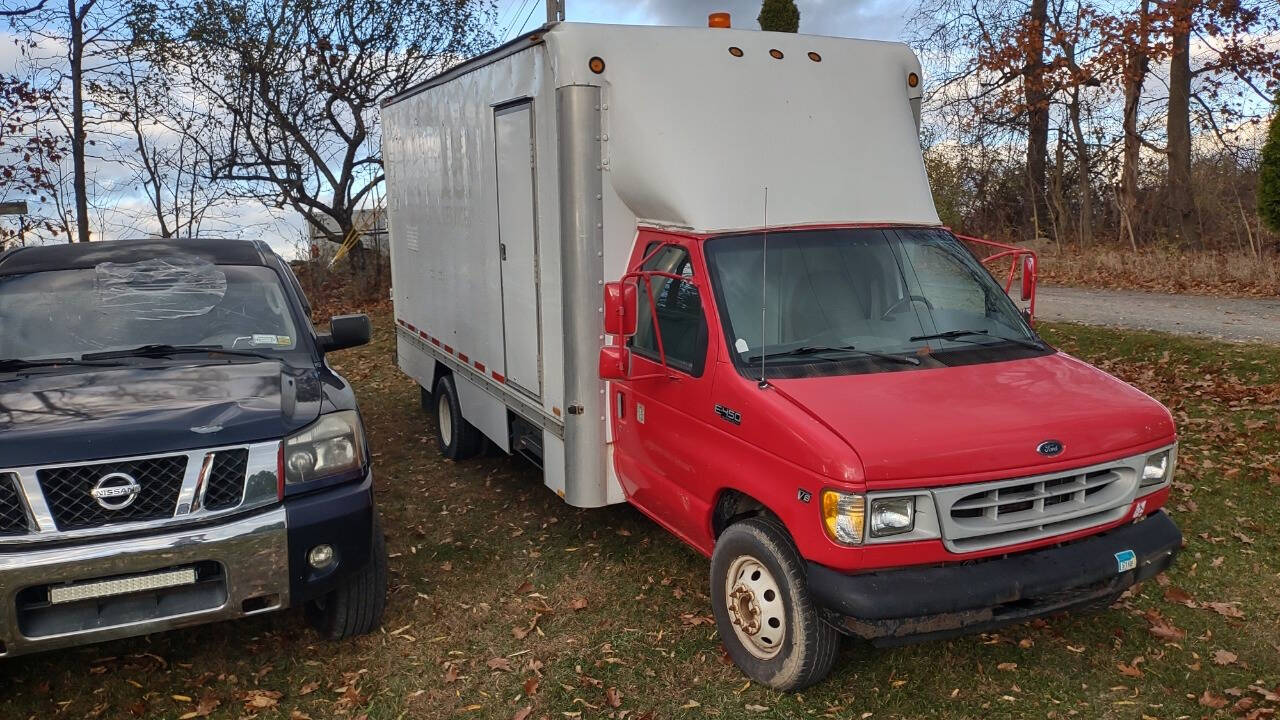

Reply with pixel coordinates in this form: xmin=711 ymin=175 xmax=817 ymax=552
xmin=431 ymin=361 xmax=451 ymax=390
xmin=712 ymin=489 xmax=778 ymax=539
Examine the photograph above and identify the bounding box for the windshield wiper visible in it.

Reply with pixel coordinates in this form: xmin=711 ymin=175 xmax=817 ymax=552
xmin=0 ymin=357 xmax=123 ymax=373
xmin=909 ymin=329 xmax=1044 ymax=350
xmin=81 ymin=344 xmax=280 ymax=362
xmin=746 ymin=344 xmax=921 ymax=366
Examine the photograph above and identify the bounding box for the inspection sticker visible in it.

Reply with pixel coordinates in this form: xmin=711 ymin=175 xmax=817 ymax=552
xmin=1115 ymin=549 xmax=1137 ymax=573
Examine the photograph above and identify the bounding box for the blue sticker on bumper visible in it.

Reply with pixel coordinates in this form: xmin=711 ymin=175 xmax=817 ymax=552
xmin=1115 ymin=549 xmax=1137 ymax=573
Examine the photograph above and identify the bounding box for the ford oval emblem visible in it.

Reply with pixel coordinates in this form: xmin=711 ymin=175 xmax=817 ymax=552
xmin=1037 ymin=440 xmax=1064 ymax=457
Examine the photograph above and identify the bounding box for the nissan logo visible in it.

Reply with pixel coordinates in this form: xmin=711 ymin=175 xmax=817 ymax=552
xmin=1037 ymin=440 xmax=1065 ymax=457
xmin=90 ymin=472 xmax=142 ymax=510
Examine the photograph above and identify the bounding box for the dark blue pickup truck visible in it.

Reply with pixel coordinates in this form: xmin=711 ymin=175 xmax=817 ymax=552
xmin=0 ymin=238 xmax=385 ymax=657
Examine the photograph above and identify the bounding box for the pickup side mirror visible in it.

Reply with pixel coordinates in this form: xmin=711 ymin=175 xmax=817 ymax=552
xmin=603 ymin=279 xmax=638 ymax=336
xmin=1020 ymin=254 xmax=1037 ymax=302
xmin=318 ymin=314 xmax=371 ymax=352
xmin=599 ymin=345 xmax=630 ymax=380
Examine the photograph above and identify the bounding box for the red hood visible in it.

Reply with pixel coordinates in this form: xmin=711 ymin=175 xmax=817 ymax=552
xmin=769 ymin=352 xmax=1175 ymax=486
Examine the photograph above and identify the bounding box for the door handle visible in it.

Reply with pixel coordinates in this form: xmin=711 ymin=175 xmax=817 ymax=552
xmin=615 ymin=390 xmax=626 ymax=420
xmin=499 ymin=243 xmax=507 ymax=261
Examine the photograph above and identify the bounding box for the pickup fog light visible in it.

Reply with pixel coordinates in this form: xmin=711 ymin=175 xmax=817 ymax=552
xmin=821 ymin=490 xmax=865 ymax=545
xmin=869 ymin=497 xmax=915 ymax=537
xmin=282 ymin=410 xmax=367 ymax=485
xmin=1141 ymin=451 xmax=1171 ymax=486
xmin=308 ymin=544 xmax=336 ymax=569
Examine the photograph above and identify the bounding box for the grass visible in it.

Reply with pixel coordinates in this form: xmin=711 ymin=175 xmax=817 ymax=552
xmin=1033 ymin=243 xmax=1280 ymax=298
xmin=0 ymin=313 xmax=1277 ymax=720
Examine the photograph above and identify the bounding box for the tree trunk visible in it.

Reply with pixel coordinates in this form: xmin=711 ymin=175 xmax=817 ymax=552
xmin=1118 ymin=0 xmax=1149 ymax=250
xmin=1024 ymin=0 xmax=1051 ymax=240
xmin=1069 ymin=87 xmax=1093 ymax=245
xmin=68 ymin=0 xmax=90 ymax=243
xmin=1166 ymin=0 xmax=1198 ymax=248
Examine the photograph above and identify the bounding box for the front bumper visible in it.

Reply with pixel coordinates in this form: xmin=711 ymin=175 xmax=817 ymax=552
xmin=0 ymin=473 xmax=373 ymax=658
xmin=807 ymin=511 xmax=1182 ymax=646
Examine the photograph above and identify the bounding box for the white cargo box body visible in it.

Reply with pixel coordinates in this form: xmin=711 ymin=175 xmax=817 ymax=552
xmin=382 ymin=22 xmax=935 ymax=508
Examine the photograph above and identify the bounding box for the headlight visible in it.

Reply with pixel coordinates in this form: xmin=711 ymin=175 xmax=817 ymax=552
xmin=870 ymin=497 xmax=915 ymax=537
xmin=1141 ymin=451 xmax=1171 ymax=486
xmin=821 ymin=490 xmax=865 ymax=545
xmin=282 ymin=410 xmax=367 ymax=486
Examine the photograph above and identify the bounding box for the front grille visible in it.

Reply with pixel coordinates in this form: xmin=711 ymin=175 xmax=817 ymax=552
xmin=0 ymin=474 xmax=29 ymax=535
xmin=935 ymin=465 xmax=1138 ymax=553
xmin=203 ymin=450 xmax=248 ymax=511
xmin=37 ymin=457 xmax=187 ymax=531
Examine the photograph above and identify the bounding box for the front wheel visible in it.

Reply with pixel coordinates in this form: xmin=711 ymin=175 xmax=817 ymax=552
xmin=710 ymin=516 xmax=840 ymax=691
xmin=307 ymin=511 xmax=388 ymax=640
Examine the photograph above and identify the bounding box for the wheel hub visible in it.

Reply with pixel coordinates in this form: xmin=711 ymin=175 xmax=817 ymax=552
xmin=724 ymin=555 xmax=786 ymax=660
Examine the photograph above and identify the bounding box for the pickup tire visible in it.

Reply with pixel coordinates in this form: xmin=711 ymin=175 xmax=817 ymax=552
xmin=307 ymin=511 xmax=388 ymax=640
xmin=710 ymin=516 xmax=840 ymax=691
xmin=432 ymin=374 xmax=484 ymax=460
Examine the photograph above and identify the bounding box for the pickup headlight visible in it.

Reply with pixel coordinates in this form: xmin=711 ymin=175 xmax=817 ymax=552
xmin=1141 ymin=450 xmax=1172 ymax=486
xmin=869 ymin=497 xmax=915 ymax=537
xmin=820 ymin=490 xmax=865 ymax=545
xmin=282 ymin=410 xmax=367 ymax=486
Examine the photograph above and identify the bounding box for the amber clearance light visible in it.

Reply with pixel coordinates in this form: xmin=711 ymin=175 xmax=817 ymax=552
xmin=709 ymin=12 xmax=731 ymax=28
xmin=908 ymin=71 xmax=920 ymax=88
xmin=589 ymin=56 xmax=605 ymax=74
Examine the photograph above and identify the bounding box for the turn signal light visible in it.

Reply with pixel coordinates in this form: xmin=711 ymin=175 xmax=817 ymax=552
xmin=709 ymin=12 xmax=731 ymax=28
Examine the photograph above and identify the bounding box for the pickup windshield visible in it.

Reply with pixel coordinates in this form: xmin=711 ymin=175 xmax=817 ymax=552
xmin=704 ymin=227 xmax=1047 ymax=378
xmin=0 ymin=256 xmax=303 ymax=364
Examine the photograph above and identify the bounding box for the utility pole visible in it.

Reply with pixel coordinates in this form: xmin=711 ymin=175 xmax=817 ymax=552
xmin=546 ymin=0 xmax=563 ymax=24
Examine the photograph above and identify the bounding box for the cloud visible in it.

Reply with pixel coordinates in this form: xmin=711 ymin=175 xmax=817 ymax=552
xmin=564 ymin=0 xmax=907 ymax=40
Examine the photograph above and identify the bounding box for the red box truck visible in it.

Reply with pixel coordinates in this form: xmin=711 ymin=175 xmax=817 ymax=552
xmin=381 ymin=19 xmax=1181 ymax=690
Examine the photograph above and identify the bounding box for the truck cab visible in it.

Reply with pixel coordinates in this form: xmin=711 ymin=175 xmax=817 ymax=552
xmin=600 ymin=224 xmax=1179 ymax=688
xmin=381 ymin=20 xmax=1180 ymax=691
xmin=0 ymin=239 xmax=386 ymax=657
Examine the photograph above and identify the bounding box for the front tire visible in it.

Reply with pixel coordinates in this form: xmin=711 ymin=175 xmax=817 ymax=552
xmin=432 ymin=374 xmax=484 ymax=460
xmin=710 ymin=516 xmax=840 ymax=691
xmin=307 ymin=511 xmax=388 ymax=640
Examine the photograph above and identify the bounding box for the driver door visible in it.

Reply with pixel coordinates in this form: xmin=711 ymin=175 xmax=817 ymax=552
xmin=610 ymin=239 xmax=718 ymax=547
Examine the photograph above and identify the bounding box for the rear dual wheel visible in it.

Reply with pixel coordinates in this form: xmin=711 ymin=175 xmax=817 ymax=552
xmin=430 ymin=374 xmax=484 ymax=460
xmin=710 ymin=516 xmax=841 ymax=691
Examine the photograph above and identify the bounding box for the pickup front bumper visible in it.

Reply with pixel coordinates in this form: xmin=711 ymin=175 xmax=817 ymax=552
xmin=0 ymin=473 xmax=373 ymax=658
xmin=807 ymin=511 xmax=1182 ymax=646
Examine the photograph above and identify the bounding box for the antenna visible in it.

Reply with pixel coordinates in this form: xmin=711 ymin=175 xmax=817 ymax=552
xmin=758 ymin=187 xmax=769 ymax=390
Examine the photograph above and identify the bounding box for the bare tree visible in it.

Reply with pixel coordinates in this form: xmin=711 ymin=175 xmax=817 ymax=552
xmin=163 ymin=0 xmax=494 ymax=267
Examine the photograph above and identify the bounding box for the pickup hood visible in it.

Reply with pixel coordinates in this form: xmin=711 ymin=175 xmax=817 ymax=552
xmin=0 ymin=361 xmax=324 ymax=467
xmin=770 ymin=352 xmax=1175 ymax=486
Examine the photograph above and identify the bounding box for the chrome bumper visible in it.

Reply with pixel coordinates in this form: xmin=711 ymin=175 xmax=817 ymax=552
xmin=0 ymin=506 xmax=288 ymax=657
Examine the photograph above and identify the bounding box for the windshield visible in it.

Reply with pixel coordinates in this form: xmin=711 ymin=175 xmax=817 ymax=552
xmin=0 ymin=257 xmax=304 ymax=363
xmin=704 ymin=227 xmax=1047 ymax=377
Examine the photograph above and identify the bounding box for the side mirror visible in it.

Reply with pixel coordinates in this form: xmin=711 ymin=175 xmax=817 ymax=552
xmin=603 ymin=279 xmax=638 ymax=336
xmin=598 ymin=345 xmax=630 ymax=380
xmin=319 ymin=314 xmax=372 ymax=352
xmin=1020 ymin=255 xmax=1037 ymax=302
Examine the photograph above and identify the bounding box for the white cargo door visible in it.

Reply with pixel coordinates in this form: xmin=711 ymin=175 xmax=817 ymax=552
xmin=494 ymin=102 xmax=541 ymax=397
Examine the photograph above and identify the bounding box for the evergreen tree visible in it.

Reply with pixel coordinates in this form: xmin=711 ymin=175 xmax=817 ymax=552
xmin=1260 ymin=98 xmax=1280 ymax=233
xmin=758 ymin=0 xmax=800 ymax=33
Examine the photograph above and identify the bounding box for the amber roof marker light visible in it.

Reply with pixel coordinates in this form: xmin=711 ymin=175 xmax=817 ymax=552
xmin=769 ymin=48 xmax=784 ymax=59
xmin=908 ymin=72 xmax=920 ymax=88
xmin=729 ymin=46 xmax=744 ymax=57
xmin=808 ymin=51 xmax=822 ymax=62
xmin=589 ymin=56 xmax=606 ymax=74
xmin=709 ymin=12 xmax=731 ymax=28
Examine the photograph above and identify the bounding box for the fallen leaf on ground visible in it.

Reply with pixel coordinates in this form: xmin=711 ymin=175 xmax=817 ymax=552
xmin=1199 ymin=690 xmax=1228 ymax=709
xmin=1212 ymin=649 xmax=1239 ymax=666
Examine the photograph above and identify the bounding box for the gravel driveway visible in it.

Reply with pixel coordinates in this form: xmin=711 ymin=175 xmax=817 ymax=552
xmin=1034 ymin=285 xmax=1280 ymax=344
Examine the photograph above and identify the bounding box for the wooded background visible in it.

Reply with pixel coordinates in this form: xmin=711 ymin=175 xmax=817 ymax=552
xmin=2 ymin=0 xmax=1278 ymax=279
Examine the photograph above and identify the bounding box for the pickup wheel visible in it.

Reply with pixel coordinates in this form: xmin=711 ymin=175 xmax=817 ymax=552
xmin=433 ymin=374 xmax=484 ymax=460
xmin=306 ymin=511 xmax=388 ymax=640
xmin=710 ymin=516 xmax=840 ymax=691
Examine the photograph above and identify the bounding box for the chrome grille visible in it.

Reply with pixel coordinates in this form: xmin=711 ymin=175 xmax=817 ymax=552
xmin=934 ymin=463 xmax=1139 ymax=553
xmin=37 ymin=457 xmax=187 ymax=531
xmin=0 ymin=474 xmax=30 ymax=535
xmin=202 ymin=450 xmax=249 ymax=511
